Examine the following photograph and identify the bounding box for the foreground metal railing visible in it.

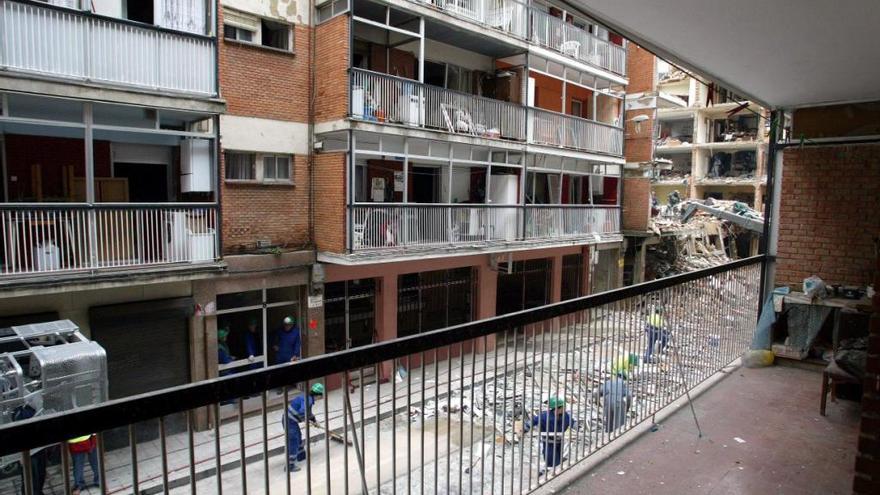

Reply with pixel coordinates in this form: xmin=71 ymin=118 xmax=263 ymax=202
xmin=0 ymin=204 xmax=218 ymax=276
xmin=351 ymin=69 xmax=527 ymax=141
xmin=529 ymin=108 xmax=623 ymax=155
xmin=0 ymin=257 xmax=762 ymax=495
xmin=0 ymin=0 xmax=216 ymax=95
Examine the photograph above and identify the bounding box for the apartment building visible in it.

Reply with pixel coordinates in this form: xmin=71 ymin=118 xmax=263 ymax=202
xmin=311 ymin=0 xmax=628 ymax=378
xmin=621 ymin=44 xmax=767 ymax=283
xmin=0 ymin=0 xmax=225 ymax=399
xmin=625 ymin=47 xmax=768 ymax=209
xmin=0 ymin=0 xmax=628 ymax=400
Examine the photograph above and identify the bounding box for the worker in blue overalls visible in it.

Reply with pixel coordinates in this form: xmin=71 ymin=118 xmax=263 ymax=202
xmin=524 ymin=396 xmax=577 ymax=476
xmin=283 ymin=383 xmax=325 ymax=472
xmin=272 ymin=316 xmax=302 ymax=365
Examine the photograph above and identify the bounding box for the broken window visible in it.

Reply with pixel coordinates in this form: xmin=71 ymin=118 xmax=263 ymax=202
xmin=707 ymin=151 xmax=757 ymax=178
xmin=711 ymin=115 xmax=759 ymax=142
xmin=261 ymin=19 xmax=291 ymax=51
xmin=656 ymin=118 xmax=693 ymax=146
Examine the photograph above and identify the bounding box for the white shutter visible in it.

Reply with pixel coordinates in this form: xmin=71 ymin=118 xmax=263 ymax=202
xmin=155 ymin=0 xmax=206 ymax=35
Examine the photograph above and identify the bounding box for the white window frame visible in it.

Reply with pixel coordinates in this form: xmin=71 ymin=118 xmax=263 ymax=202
xmin=225 ymin=151 xmax=293 ymax=184
xmin=222 ymin=7 xmax=294 ymax=53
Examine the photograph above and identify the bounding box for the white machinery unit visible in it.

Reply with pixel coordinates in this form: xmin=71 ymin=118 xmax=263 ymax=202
xmin=0 ymin=320 xmax=107 ymax=467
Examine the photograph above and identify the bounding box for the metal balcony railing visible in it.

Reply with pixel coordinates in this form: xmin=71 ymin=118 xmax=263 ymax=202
xmin=530 ymin=108 xmax=624 ymax=155
xmin=0 ymin=257 xmax=763 ymax=495
xmin=416 ymin=0 xmax=530 ymax=38
xmin=0 ymin=0 xmax=216 ymax=96
xmin=351 ymin=69 xmax=527 ymax=141
xmin=0 ymin=204 xmax=218 ymax=277
xmin=523 ymin=205 xmax=619 ymax=240
xmin=351 ymin=204 xmax=619 ymax=251
xmin=529 ymin=8 xmax=627 ymax=76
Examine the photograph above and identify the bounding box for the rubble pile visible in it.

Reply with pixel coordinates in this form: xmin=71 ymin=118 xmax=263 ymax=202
xmin=647 ymin=198 xmax=762 ymax=279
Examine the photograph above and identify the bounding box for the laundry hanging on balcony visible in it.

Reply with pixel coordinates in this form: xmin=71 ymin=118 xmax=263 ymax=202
xmin=156 ymin=0 xmax=206 ymax=35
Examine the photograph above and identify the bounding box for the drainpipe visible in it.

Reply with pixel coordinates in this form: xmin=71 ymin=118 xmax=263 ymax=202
xmin=308 ymin=0 xmax=317 ymax=246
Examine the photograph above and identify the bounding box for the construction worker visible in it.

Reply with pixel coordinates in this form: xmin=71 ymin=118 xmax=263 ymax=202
xmin=283 ymin=383 xmax=325 ymax=472
xmin=610 ymin=353 xmax=640 ymax=377
xmin=273 ymin=316 xmax=302 ymax=365
xmin=217 ymin=326 xmax=234 ymax=375
xmin=524 ymin=397 xmax=576 ymax=475
xmin=244 ymin=318 xmax=262 ymax=370
xmin=68 ymin=434 xmax=99 ymax=494
xmin=643 ymin=306 xmax=669 ymax=363
xmin=599 ymin=373 xmax=632 ymax=433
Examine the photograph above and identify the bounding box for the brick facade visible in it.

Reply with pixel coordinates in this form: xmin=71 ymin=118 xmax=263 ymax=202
xmin=219 ymin=153 xmax=311 ymax=254
xmin=315 ymin=15 xmax=350 ymax=123
xmin=625 ymin=44 xmax=657 ymax=95
xmin=624 ymin=107 xmax=655 ymax=164
xmin=775 ymin=144 xmax=880 ymax=288
xmin=313 ymin=152 xmax=346 ymax=253
xmin=218 ymin=14 xmax=311 ymax=123
xmin=622 ymin=177 xmax=651 ymax=232
xmin=853 ymin=254 xmax=880 ymax=494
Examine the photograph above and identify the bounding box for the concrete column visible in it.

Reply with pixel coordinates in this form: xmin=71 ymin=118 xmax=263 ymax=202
xmin=634 ymin=240 xmax=647 ymax=284
xmin=375 ymin=274 xmax=398 ymax=380
xmin=304 ymin=285 xmax=324 ymax=358
xmin=582 ymin=245 xmax=592 ymax=295
xmin=476 ymin=262 xmax=497 ymax=353
xmin=551 ymin=254 xmax=563 ymax=303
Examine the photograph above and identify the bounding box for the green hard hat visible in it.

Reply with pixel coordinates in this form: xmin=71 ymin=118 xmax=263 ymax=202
xmin=310 ymin=383 xmax=325 ymax=396
xmin=547 ymin=396 xmax=565 ymax=409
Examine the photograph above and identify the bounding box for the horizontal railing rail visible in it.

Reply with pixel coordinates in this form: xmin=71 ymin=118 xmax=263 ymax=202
xmin=528 ymin=8 xmax=627 ymax=76
xmin=351 ymin=68 xmax=527 ymax=141
xmin=0 ymin=204 xmax=218 ymax=276
xmin=0 ymin=0 xmax=216 ymax=96
xmin=530 ymin=107 xmax=624 ymax=155
xmin=351 ymin=204 xmax=619 ymax=250
xmin=0 ymin=257 xmax=763 ymax=495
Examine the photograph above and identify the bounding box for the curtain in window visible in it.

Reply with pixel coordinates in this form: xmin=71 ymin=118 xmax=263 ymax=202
xmin=225 ymin=154 xmax=254 ymax=180
xmin=156 ymin=0 xmax=206 ymax=35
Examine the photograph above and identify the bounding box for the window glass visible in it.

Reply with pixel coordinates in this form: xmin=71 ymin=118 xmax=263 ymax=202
xmin=275 ymin=156 xmax=291 ymax=180
xmin=224 ymin=25 xmax=254 ymax=42
xmin=262 ymin=156 xmax=277 ymax=179
xmin=225 ymin=152 xmax=255 ymax=180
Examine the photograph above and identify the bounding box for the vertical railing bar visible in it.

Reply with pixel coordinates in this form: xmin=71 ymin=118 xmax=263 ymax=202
xmin=213 ymin=402 xmax=222 ymax=495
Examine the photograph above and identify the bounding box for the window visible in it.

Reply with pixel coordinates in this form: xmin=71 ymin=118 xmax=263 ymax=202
xmin=224 ymin=24 xmax=254 ymax=42
xmin=262 ymin=155 xmax=292 ymax=182
xmin=224 ymin=152 xmax=256 ymax=180
xmin=317 ymin=0 xmax=350 ymax=23
xmin=261 ymin=19 xmax=291 ymax=51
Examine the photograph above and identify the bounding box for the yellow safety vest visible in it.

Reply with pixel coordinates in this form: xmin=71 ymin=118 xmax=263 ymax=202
xmin=648 ymin=313 xmax=664 ymax=328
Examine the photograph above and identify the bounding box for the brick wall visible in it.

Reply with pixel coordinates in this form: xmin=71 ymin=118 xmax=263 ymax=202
xmin=853 ymin=254 xmax=880 ymax=494
xmin=218 ymin=14 xmax=310 ymax=123
xmin=315 ymin=15 xmax=349 ymax=123
xmin=626 ymin=44 xmax=656 ymax=94
xmin=219 ymin=153 xmax=311 ymax=254
xmin=622 ymin=177 xmax=650 ymax=231
xmin=775 ymin=145 xmax=880 ymax=288
xmin=625 ymin=107 xmax=655 ymax=164
xmin=313 ymin=152 xmax=346 ymax=253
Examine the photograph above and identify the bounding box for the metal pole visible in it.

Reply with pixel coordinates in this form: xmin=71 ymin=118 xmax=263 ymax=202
xmin=344 ymin=371 xmax=370 ymax=495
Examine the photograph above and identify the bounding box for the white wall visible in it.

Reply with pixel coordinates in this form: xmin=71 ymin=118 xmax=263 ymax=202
xmin=92 ymin=0 xmax=122 ymax=17
xmin=220 ymin=115 xmax=309 ymax=155
xmin=224 ymin=0 xmax=309 ymax=25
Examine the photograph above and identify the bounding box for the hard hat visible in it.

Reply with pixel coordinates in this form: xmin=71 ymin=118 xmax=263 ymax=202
xmin=310 ymin=383 xmax=325 ymax=396
xmin=547 ymin=397 xmax=565 ymax=409
xmin=217 ymin=327 xmax=229 ymax=340
xmin=283 ymin=316 xmax=295 ymax=325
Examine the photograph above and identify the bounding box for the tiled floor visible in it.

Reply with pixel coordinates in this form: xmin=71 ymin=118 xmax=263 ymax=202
xmin=560 ymin=364 xmax=861 ymax=495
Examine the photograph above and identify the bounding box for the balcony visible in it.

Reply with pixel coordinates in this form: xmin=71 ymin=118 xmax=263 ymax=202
xmin=530 ymin=108 xmax=624 ymax=155
xmin=529 ymin=7 xmax=627 ymax=76
xmin=351 ymin=69 xmax=527 ymax=141
xmin=0 ymin=0 xmax=216 ymax=96
xmin=350 ymin=204 xmax=618 ymax=251
xmin=411 ymin=0 xmax=626 ymax=76
xmin=0 ymin=204 xmax=218 ymax=278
